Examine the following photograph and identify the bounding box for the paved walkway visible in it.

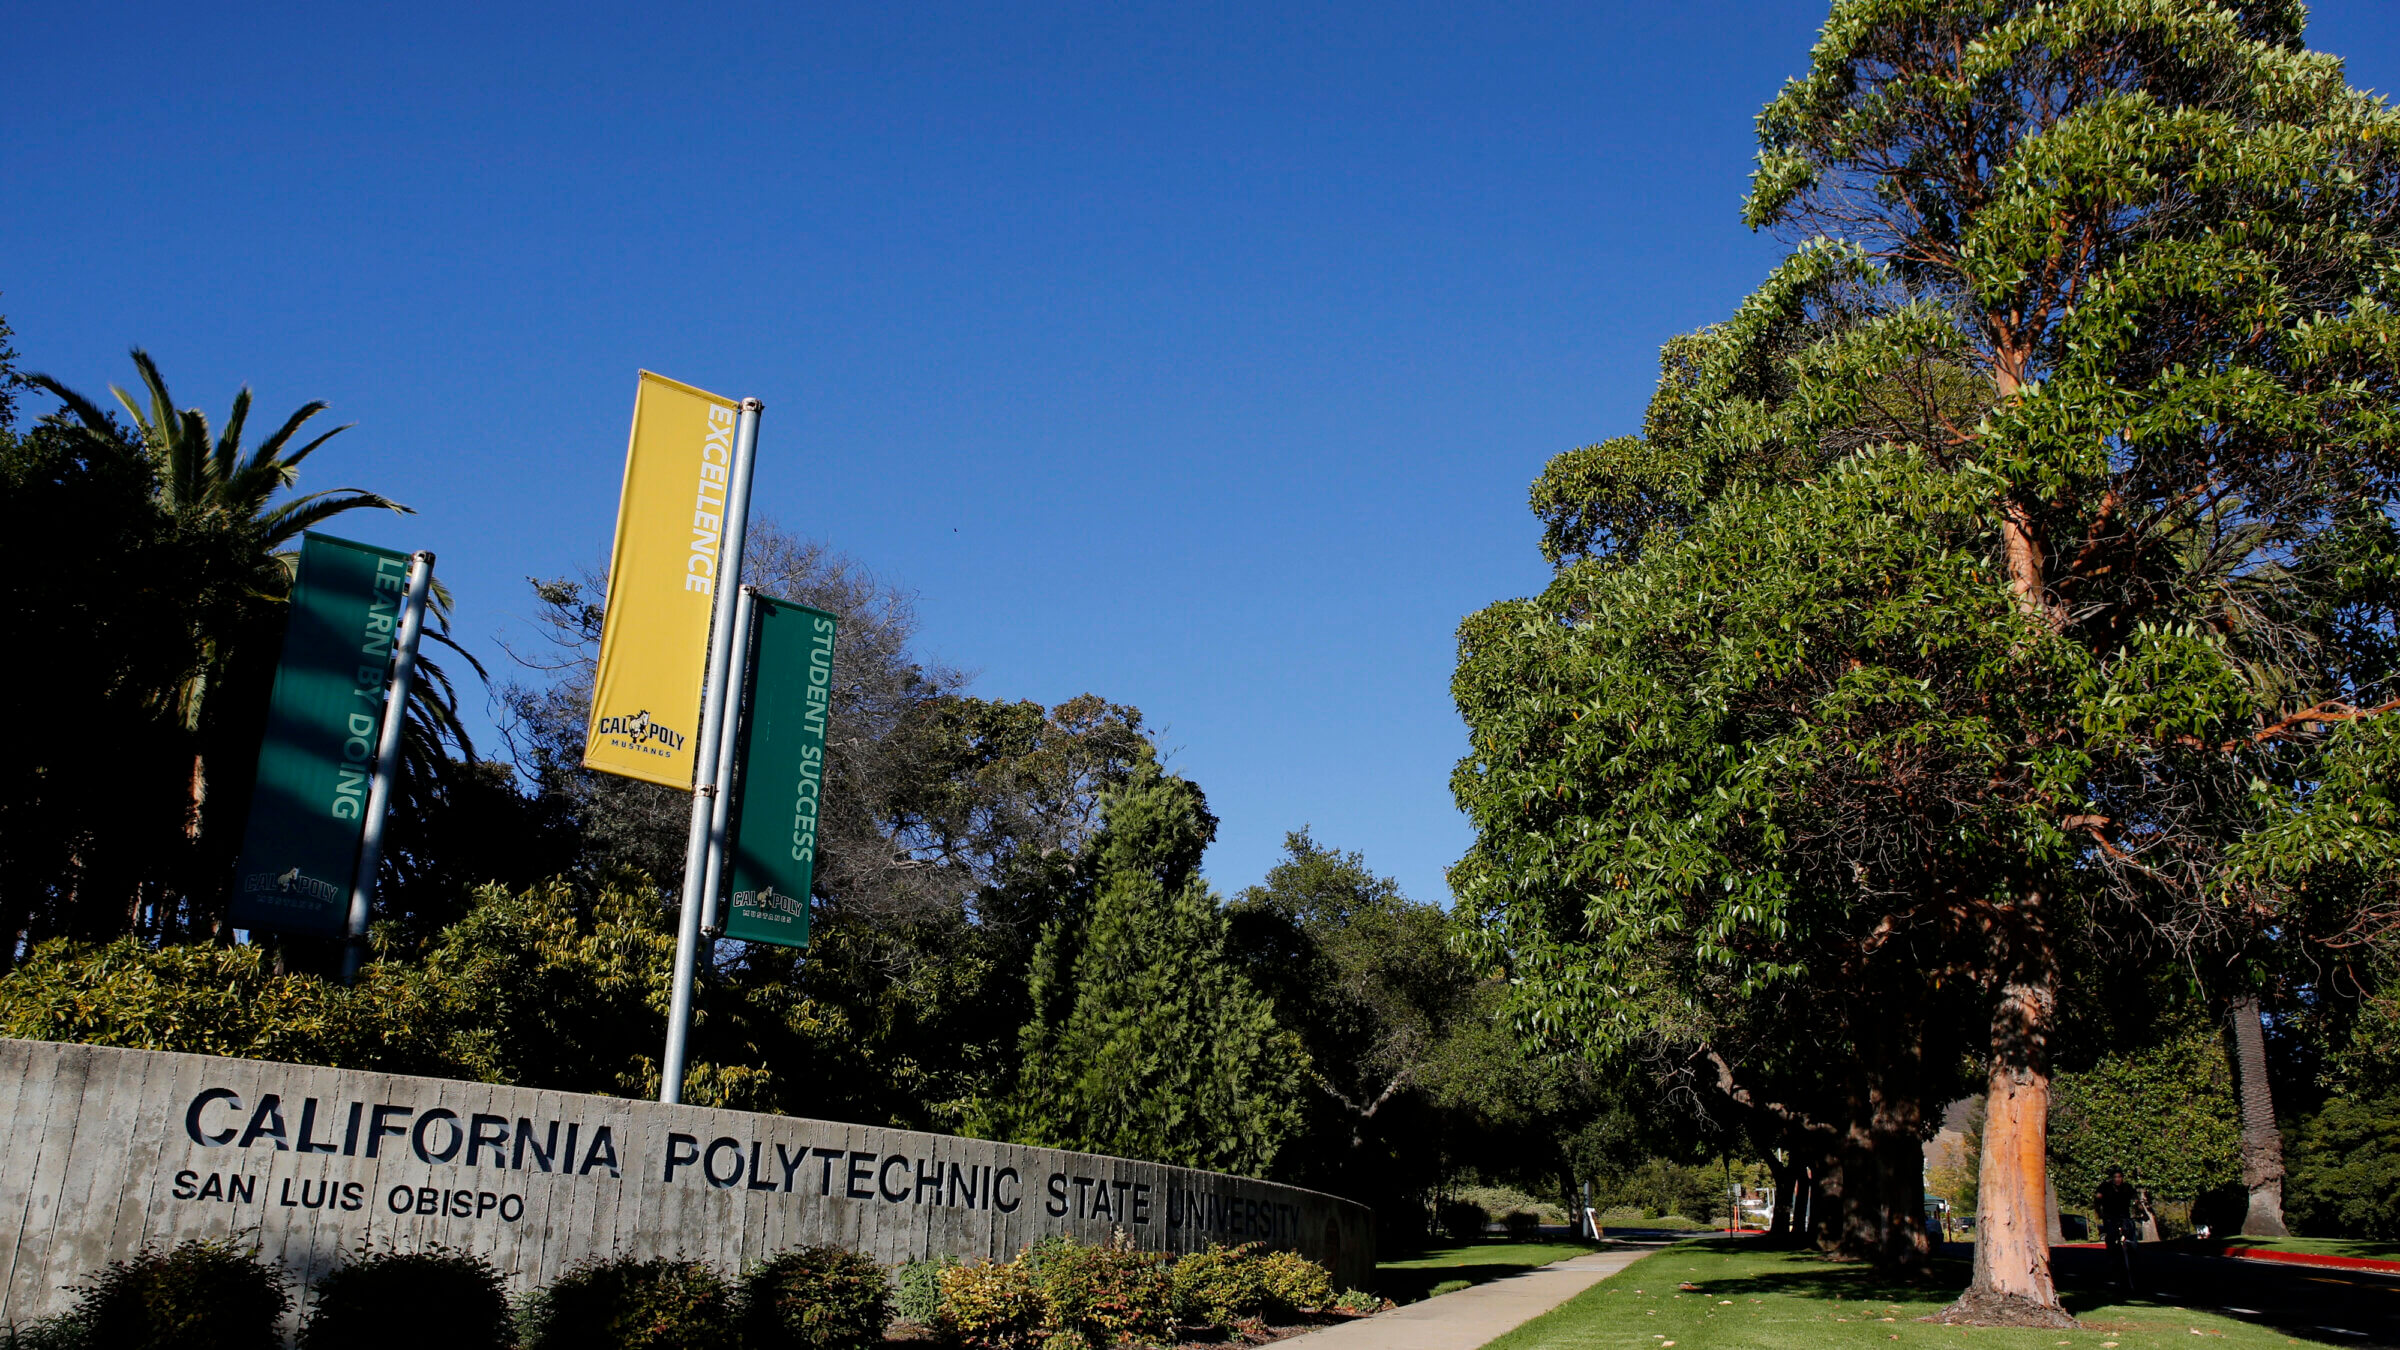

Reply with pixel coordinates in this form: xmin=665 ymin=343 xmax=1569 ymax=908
xmin=1276 ymin=1244 xmax=1662 ymax=1350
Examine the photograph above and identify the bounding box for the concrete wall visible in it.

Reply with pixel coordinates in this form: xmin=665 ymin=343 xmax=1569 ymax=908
xmin=0 ymin=1039 xmax=1375 ymax=1324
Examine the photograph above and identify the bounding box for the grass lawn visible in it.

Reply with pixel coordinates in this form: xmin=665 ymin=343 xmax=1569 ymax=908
xmin=1377 ymin=1240 xmax=1601 ymax=1303
xmin=1480 ymin=1239 xmax=2306 ymax=1350
xmin=2199 ymin=1235 xmax=2400 ymax=1264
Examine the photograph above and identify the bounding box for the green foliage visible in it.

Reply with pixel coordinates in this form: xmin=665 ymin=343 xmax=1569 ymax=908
xmin=2049 ymin=1022 xmax=2241 ymax=1204
xmin=1453 ymin=0 xmax=2400 ymax=1274
xmin=60 ymin=1237 xmax=289 ymax=1350
xmin=2286 ymin=1092 xmax=2400 ymax=1239
xmin=519 ymin=1256 xmax=738 ymax=1350
xmin=1252 ymin=1249 xmax=1334 ymax=1317
xmin=1169 ymin=1244 xmax=1272 ymax=1327
xmin=891 ymin=1255 xmax=957 ymax=1326
xmin=737 ymin=1245 xmax=891 ymax=1350
xmin=296 ymin=1245 xmax=511 ymax=1350
xmin=1435 ymin=1200 xmax=1489 ymax=1242
xmin=933 ymin=1259 xmax=1047 ymax=1350
xmin=1021 ymin=1238 xmax=1174 ymax=1346
xmin=1227 ymin=831 xmax=1476 ymax=1216
xmin=1000 ymin=765 xmax=1306 ymax=1176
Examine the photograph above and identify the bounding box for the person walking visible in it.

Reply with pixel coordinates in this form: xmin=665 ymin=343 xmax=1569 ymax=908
xmin=2094 ymin=1167 xmax=2141 ymax=1290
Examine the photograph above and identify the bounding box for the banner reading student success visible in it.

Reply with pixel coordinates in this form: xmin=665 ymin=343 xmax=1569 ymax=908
xmin=724 ymin=596 xmax=838 ymax=949
xmin=585 ymin=372 xmax=742 ymax=787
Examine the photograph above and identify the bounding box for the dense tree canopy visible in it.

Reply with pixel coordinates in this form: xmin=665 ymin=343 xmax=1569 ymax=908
xmin=1455 ymin=0 xmax=2400 ymax=1317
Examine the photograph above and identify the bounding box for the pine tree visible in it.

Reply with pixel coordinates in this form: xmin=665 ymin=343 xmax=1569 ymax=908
xmin=999 ymin=765 xmax=1306 ymax=1177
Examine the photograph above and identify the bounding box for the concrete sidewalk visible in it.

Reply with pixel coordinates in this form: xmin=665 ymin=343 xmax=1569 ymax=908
xmin=1273 ymin=1244 xmax=1661 ymax=1350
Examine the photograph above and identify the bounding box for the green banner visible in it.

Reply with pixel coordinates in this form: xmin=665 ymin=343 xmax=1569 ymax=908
xmin=229 ymin=533 xmax=413 ymax=936
xmin=723 ymin=595 xmax=837 ymax=948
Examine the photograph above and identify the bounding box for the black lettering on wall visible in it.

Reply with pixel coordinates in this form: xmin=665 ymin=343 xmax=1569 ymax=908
xmin=228 ymin=1174 xmax=256 ymax=1204
xmin=845 ymin=1152 xmax=874 ymax=1200
xmin=812 ymin=1147 xmax=845 ymax=1196
xmin=580 ymin=1126 xmax=620 ymax=1176
xmin=465 ymin=1113 xmax=511 ymax=1168
xmin=172 ymin=1170 xmax=198 ymax=1200
xmin=238 ymin=1095 xmax=289 ymax=1150
xmin=914 ymin=1158 xmax=942 ymax=1205
xmin=1133 ymin=1182 xmax=1151 ymax=1225
xmin=185 ymin=1089 xmax=240 ymax=1147
xmin=704 ymin=1137 xmax=745 ymax=1190
xmin=664 ymin=1133 xmax=701 ymax=1183
xmin=1091 ymin=1179 xmax=1114 ymax=1221
xmin=367 ymin=1104 xmax=413 ymax=1159
xmin=412 ymin=1109 xmax=464 ymax=1164
xmin=341 ymin=1101 xmax=363 ymax=1156
xmin=947 ymin=1162 xmax=978 ymax=1210
xmin=745 ymin=1143 xmax=778 ymax=1193
xmin=995 ymin=1166 xmax=1022 ymax=1213
xmin=776 ymin=1144 xmax=807 ymax=1193
xmin=515 ymin=1119 xmax=559 ymax=1172
xmin=877 ymin=1155 xmax=911 ymax=1203
xmin=1073 ymin=1175 xmax=1095 ymax=1218
xmin=294 ymin=1098 xmax=340 ymax=1154
xmin=1045 ymin=1172 xmax=1068 ymax=1217
xmin=339 ymin=1181 xmax=365 ymax=1211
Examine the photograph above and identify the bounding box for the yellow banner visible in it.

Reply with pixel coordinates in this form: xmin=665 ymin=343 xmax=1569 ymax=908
xmin=584 ymin=371 xmax=741 ymax=787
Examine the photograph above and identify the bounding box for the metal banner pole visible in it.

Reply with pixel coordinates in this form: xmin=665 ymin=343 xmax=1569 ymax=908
xmin=698 ymin=585 xmax=758 ymax=938
xmin=342 ymin=550 xmax=435 ymax=983
xmin=660 ymin=397 xmax=764 ymax=1104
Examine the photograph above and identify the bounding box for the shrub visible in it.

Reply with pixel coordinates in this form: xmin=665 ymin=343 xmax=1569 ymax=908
xmin=935 ymin=1260 xmax=1045 ymax=1350
xmin=1331 ymin=1289 xmax=1381 ymax=1315
xmin=297 ymin=1245 xmax=511 ymax=1350
xmin=2288 ymin=1092 xmax=2400 ymax=1239
xmin=1500 ymin=1210 xmax=1540 ymax=1239
xmin=62 ymin=1237 xmax=289 ymax=1350
xmin=1252 ymin=1249 xmax=1332 ymax=1318
xmin=739 ymin=1246 xmax=891 ymax=1350
xmin=0 ymin=1320 xmax=87 ymax=1350
xmin=1434 ymin=1200 xmax=1487 ymax=1241
xmin=1170 ymin=1244 xmax=1269 ymax=1326
xmin=1028 ymin=1238 xmax=1173 ymax=1346
xmin=520 ymin=1256 xmax=738 ymax=1350
xmin=891 ymin=1256 xmax=957 ymax=1326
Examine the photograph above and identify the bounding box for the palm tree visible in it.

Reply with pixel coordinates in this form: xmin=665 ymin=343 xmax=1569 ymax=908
xmin=29 ymin=351 xmax=475 ymax=927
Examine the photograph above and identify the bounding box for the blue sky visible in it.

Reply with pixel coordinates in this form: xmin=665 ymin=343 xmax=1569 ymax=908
xmin=7 ymin=2 xmax=2397 ymax=906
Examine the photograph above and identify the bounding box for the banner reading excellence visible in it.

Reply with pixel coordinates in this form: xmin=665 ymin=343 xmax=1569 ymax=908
xmin=583 ymin=371 xmax=742 ymax=787
xmin=230 ymin=533 xmax=415 ymax=936
xmin=723 ymin=596 xmax=838 ymax=948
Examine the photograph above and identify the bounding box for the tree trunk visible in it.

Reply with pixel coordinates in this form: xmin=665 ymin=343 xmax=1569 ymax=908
xmin=1766 ymin=1153 xmax=1797 ymax=1241
xmin=1940 ymin=964 xmax=2075 ymax=1327
xmin=2224 ymin=996 xmax=2289 ymax=1237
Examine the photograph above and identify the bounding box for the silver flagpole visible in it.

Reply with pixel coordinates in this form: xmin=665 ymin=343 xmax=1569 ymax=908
xmin=342 ymin=550 xmax=435 ymax=984
xmin=661 ymin=397 xmax=764 ymax=1105
xmin=698 ymin=585 xmax=758 ymax=938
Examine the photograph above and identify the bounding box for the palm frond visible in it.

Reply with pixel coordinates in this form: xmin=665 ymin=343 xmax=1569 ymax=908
xmin=255 ymin=488 xmax=411 ymax=548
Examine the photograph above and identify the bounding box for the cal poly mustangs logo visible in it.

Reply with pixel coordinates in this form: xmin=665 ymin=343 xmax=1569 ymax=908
xmin=592 ymin=708 xmax=687 ymax=758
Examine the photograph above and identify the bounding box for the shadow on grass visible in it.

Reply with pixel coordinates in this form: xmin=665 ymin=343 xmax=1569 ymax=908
xmin=1666 ymin=1237 xmax=2383 ymax=1349
xmin=1373 ymin=1239 xmax=1613 ymax=1304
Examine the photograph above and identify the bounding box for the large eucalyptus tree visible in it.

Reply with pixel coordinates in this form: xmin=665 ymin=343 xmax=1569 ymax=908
xmin=1456 ymin=0 xmax=2399 ymax=1323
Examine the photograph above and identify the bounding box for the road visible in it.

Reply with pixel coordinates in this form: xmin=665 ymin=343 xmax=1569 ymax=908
xmin=2046 ymin=1243 xmax=2400 ymax=1347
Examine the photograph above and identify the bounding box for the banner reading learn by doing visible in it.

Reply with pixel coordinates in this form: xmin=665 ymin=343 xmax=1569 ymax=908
xmin=723 ymin=596 xmax=838 ymax=949
xmin=230 ymin=533 xmax=415 ymax=936
xmin=585 ymin=372 xmax=743 ymax=787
